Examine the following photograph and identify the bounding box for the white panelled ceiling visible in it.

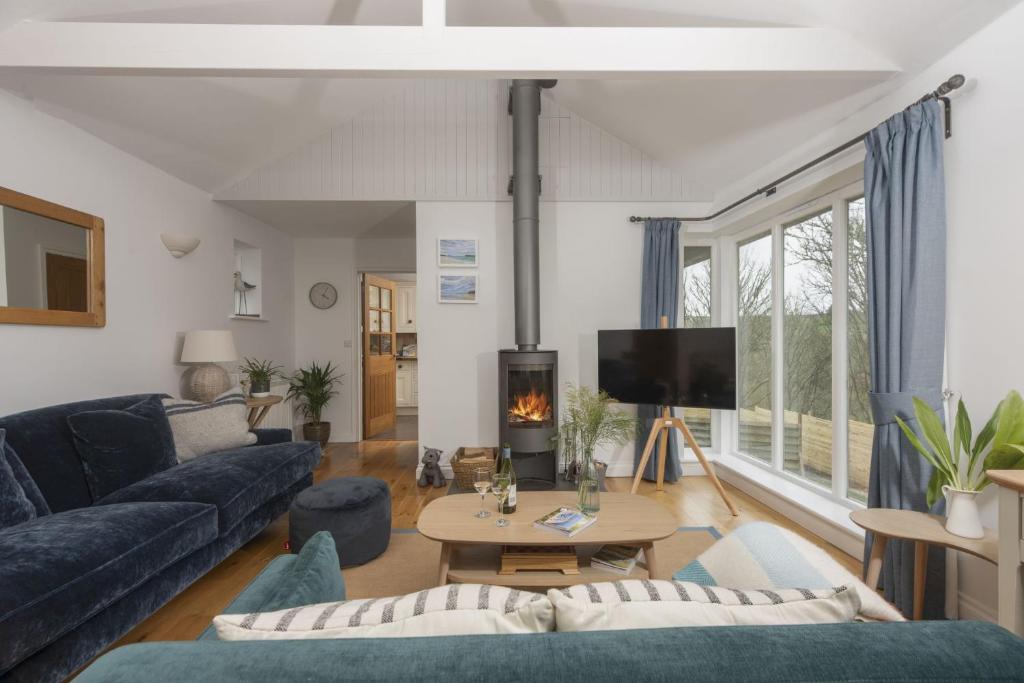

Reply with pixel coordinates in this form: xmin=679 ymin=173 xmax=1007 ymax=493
xmin=0 ymin=0 xmax=1018 ymax=208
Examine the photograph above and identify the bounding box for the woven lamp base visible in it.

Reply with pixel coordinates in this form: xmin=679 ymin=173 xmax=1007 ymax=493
xmin=184 ymin=364 xmax=231 ymax=403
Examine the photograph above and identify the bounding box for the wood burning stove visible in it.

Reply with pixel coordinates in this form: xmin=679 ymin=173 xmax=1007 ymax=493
xmin=499 ymin=349 xmax=557 ymax=489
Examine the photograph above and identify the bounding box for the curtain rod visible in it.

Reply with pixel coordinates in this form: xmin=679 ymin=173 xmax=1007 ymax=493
xmin=628 ymin=74 xmax=967 ymax=225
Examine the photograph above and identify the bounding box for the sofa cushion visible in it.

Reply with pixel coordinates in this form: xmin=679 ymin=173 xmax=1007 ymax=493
xmin=1 ymin=430 xmax=50 ymax=517
xmin=67 ymin=396 xmax=178 ymax=500
xmin=0 ymin=431 xmax=36 ymax=528
xmin=162 ymin=390 xmax=257 ymax=462
xmin=549 ymin=581 xmax=860 ymax=632
xmin=98 ymin=441 xmax=320 ymax=535
xmin=213 ymin=584 xmax=554 ymax=640
xmin=0 ymin=394 xmax=161 ymax=512
xmin=0 ymin=501 xmax=218 ymax=674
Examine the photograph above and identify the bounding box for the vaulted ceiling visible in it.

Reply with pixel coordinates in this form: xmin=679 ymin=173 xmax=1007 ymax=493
xmin=0 ymin=1 xmax=1017 ymax=202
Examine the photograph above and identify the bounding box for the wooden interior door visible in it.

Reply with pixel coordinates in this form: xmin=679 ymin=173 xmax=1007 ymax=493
xmin=363 ymin=274 xmax=397 ymax=438
xmin=45 ymin=253 xmax=88 ymax=312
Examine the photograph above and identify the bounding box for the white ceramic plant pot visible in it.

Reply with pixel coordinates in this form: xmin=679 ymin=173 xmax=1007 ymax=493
xmin=942 ymin=485 xmax=984 ymax=539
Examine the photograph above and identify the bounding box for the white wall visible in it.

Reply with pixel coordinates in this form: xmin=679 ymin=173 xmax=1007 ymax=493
xmin=293 ymin=235 xmax=415 ymax=442
xmin=416 ymin=200 xmax=708 ymax=471
xmin=0 ymin=91 xmax=294 ymax=416
xmin=710 ymin=3 xmax=1024 ymax=621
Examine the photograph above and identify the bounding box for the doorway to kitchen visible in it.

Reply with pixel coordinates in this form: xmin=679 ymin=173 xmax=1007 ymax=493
xmin=361 ymin=271 xmax=418 ymax=442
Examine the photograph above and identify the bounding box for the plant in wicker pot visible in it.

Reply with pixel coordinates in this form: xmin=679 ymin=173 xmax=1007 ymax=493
xmin=240 ymin=357 xmax=282 ymax=397
xmin=286 ymin=361 xmax=343 ymax=448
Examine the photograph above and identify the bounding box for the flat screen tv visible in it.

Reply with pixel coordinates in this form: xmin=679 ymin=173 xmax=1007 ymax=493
xmin=597 ymin=327 xmax=736 ymax=410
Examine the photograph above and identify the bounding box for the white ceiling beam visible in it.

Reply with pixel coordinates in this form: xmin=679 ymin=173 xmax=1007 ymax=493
xmin=421 ymin=0 xmax=446 ymax=28
xmin=0 ymin=23 xmax=898 ymax=78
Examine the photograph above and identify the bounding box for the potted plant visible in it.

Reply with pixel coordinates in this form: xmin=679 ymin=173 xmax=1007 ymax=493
xmin=896 ymin=390 xmax=1024 ymax=538
xmin=286 ymin=361 xmax=343 ymax=447
xmin=240 ymin=358 xmax=282 ymax=398
xmin=556 ymin=384 xmax=637 ymax=514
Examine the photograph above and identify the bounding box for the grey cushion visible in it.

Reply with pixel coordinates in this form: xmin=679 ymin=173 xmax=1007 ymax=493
xmin=289 ymin=477 xmax=391 ymax=567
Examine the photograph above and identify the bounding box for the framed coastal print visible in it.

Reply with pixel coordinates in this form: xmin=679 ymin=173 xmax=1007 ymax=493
xmin=438 ymin=273 xmax=477 ymax=304
xmin=437 ymin=239 xmax=478 ymax=268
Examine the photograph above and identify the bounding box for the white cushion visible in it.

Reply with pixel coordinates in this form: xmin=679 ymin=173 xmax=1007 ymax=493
xmin=549 ymin=580 xmax=861 ymax=632
xmin=213 ymin=584 xmax=554 ymax=640
xmin=673 ymin=521 xmax=904 ymax=622
xmin=162 ymin=389 xmax=256 ymax=462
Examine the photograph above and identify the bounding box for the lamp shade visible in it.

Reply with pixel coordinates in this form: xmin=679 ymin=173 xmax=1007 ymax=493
xmin=180 ymin=330 xmax=238 ymax=363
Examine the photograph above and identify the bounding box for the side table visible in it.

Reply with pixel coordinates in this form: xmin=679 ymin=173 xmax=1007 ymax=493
xmin=245 ymin=395 xmax=283 ymax=429
xmin=850 ymin=508 xmax=998 ymax=620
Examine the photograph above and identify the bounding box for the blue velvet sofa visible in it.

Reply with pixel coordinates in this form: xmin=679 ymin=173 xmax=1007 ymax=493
xmin=76 ymin=544 xmax=1024 ymax=682
xmin=0 ymin=394 xmax=321 ymax=683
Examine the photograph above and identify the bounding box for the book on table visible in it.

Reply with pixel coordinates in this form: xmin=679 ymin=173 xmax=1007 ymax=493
xmin=534 ymin=507 xmax=597 ymax=537
xmin=590 ymin=544 xmax=645 ymax=575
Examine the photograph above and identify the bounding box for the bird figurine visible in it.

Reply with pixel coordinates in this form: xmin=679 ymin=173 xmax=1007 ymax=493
xmin=233 ymin=271 xmax=256 ymax=315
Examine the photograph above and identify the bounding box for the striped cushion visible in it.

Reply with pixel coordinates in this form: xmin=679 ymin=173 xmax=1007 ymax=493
xmin=673 ymin=522 xmax=904 ymax=622
xmin=162 ymin=389 xmax=256 ymax=462
xmin=549 ymin=580 xmax=860 ymax=632
xmin=213 ymin=584 xmax=554 ymax=640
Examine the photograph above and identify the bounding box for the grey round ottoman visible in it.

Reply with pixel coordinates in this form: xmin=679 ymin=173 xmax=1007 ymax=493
xmin=289 ymin=477 xmax=391 ymax=567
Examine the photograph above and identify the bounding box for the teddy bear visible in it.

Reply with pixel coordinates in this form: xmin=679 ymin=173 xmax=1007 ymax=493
xmin=418 ymin=447 xmax=447 ymax=488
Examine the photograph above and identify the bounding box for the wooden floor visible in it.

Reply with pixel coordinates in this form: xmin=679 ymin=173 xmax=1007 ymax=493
xmin=108 ymin=439 xmax=861 ymax=649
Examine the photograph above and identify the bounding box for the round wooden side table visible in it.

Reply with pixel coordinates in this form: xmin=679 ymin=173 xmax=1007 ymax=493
xmin=245 ymin=395 xmax=283 ymax=429
xmin=850 ymin=508 xmax=998 ymax=620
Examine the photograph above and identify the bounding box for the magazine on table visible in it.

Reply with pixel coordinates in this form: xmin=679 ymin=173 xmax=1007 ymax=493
xmin=534 ymin=507 xmax=597 ymax=537
xmin=590 ymin=544 xmax=645 ymax=575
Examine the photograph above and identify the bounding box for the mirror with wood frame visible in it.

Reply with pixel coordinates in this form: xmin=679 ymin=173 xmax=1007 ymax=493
xmin=0 ymin=186 xmax=105 ymax=327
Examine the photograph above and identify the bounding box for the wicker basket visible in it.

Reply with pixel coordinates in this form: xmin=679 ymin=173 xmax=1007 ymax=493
xmin=450 ymin=447 xmax=498 ymax=489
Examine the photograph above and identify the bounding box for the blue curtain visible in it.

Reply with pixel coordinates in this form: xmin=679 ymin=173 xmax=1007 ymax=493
xmin=635 ymin=218 xmax=682 ymax=483
xmin=863 ymin=100 xmax=947 ymax=619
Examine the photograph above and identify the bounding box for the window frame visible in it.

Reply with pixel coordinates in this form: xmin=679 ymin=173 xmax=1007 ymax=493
xmin=677 ymin=235 xmax=720 ymax=454
xmin=722 ymin=180 xmax=865 ymax=508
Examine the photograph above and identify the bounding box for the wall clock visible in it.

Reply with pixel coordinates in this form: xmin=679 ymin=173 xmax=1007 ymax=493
xmin=309 ymin=282 xmax=338 ymax=310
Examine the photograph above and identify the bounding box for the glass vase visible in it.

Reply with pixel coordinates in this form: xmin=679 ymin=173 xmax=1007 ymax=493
xmin=577 ymin=449 xmax=600 ymax=515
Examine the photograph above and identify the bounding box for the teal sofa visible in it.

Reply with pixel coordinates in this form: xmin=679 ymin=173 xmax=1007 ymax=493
xmin=77 ymin=547 xmax=1024 ymax=682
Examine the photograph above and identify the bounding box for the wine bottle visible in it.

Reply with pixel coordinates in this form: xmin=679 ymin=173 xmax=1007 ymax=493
xmin=500 ymin=443 xmax=517 ymax=513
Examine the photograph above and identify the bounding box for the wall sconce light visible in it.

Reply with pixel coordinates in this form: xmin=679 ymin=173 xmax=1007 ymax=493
xmin=161 ymin=233 xmax=200 ymax=258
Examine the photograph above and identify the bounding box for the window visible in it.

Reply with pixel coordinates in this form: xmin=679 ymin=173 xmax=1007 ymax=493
xmin=731 ymin=185 xmax=870 ymax=504
xmin=737 ymin=233 xmax=773 ymax=462
xmin=783 ymin=210 xmax=833 ymax=488
xmin=847 ymin=198 xmax=872 ymax=502
xmin=680 ymin=245 xmax=713 ymax=447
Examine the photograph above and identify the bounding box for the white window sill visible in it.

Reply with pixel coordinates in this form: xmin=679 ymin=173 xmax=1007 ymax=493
xmin=229 ymin=314 xmax=268 ymax=322
xmin=713 ymin=452 xmax=866 ymax=557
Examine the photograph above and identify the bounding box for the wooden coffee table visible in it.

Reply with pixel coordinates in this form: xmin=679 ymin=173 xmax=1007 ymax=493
xmin=417 ymin=491 xmax=677 ymax=588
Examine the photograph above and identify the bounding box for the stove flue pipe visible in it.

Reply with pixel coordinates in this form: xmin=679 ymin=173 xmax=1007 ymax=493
xmin=510 ymin=79 xmax=555 ymax=352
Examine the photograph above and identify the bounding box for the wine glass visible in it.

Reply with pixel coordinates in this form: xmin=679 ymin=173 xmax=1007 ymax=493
xmin=491 ymin=473 xmax=511 ymax=528
xmin=472 ymin=467 xmax=491 ymax=518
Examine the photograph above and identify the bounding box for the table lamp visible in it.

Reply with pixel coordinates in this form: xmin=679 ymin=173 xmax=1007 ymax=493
xmin=180 ymin=329 xmax=238 ymax=402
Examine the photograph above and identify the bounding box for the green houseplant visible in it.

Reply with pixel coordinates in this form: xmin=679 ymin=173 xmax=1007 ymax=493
xmin=286 ymin=361 xmax=343 ymax=447
xmin=557 ymin=384 xmax=637 ymax=514
xmin=896 ymin=390 xmax=1024 ymax=538
xmin=240 ymin=357 xmax=282 ymax=397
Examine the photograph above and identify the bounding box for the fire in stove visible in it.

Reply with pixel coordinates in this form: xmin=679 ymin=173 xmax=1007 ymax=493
xmin=508 ymin=388 xmax=552 ymax=424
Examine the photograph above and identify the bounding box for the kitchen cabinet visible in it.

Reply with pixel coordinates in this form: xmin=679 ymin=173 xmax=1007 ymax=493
xmin=396 ymin=284 xmax=417 ymax=333
xmin=396 ymin=360 xmax=417 ymax=407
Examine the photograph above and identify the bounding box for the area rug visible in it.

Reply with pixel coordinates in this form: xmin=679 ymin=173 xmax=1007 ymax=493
xmin=342 ymin=526 xmax=721 ymax=599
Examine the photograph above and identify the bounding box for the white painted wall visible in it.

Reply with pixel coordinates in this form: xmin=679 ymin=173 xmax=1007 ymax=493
xmin=416 ymin=199 xmax=709 ymax=471
xmin=0 ymin=91 xmax=294 ymax=416
xmin=710 ymin=2 xmax=1024 ymax=621
xmin=218 ymin=80 xmax=710 ymax=203
xmin=293 ymin=234 xmax=415 ymax=442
